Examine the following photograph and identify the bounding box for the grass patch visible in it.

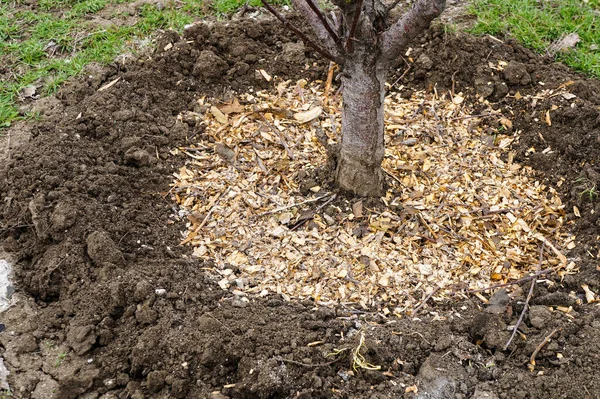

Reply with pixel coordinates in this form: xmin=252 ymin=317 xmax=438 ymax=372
xmin=0 ymin=0 xmax=218 ymax=128
xmin=469 ymin=0 xmax=600 ymax=77
xmin=1 ymin=0 xmax=598 ymax=128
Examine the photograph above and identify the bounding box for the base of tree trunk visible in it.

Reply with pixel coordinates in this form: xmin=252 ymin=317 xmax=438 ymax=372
xmin=335 ymin=152 xmax=385 ymax=197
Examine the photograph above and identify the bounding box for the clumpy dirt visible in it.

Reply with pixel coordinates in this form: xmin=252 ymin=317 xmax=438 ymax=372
xmin=1 ymin=14 xmax=600 ymax=399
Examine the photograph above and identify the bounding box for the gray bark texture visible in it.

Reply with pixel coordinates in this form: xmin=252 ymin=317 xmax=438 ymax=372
xmin=263 ymin=0 xmax=447 ymax=196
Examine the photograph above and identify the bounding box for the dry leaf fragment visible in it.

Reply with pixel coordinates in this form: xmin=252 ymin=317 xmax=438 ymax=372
xmin=514 ymin=91 xmax=523 ymax=100
xmin=294 ymin=107 xmax=322 ymax=124
xmin=562 ymin=93 xmax=576 ymax=100
xmin=573 ymin=206 xmax=581 ymax=217
xmin=210 ymin=106 xmax=228 ymax=124
xmin=548 ymin=33 xmax=580 ymax=54
xmin=453 ymin=95 xmax=464 ymax=104
xmin=218 ymin=98 xmax=244 ymax=114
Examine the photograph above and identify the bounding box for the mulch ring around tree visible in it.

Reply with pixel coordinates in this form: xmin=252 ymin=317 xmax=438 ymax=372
xmin=1 ymin=15 xmax=600 ymax=399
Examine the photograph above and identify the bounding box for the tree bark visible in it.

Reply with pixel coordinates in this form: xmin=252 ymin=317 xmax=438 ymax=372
xmin=335 ymin=58 xmax=387 ymax=197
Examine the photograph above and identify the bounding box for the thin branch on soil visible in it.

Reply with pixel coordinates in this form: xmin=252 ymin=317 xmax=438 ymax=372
xmin=206 ymin=313 xmax=237 ymax=336
xmin=467 ymin=268 xmax=555 ymax=294
xmin=413 ymin=285 xmax=442 ymax=314
xmin=390 ymin=65 xmax=411 ymax=87
xmin=345 ymin=0 xmax=364 ymax=53
xmin=274 ymin=354 xmax=345 ymax=368
xmin=529 ymin=327 xmax=562 ymax=371
xmin=253 ymin=193 xmax=333 ymax=218
xmin=260 ymin=0 xmax=339 ymax=62
xmin=258 ymin=113 xmax=294 ymax=160
xmin=448 ymin=113 xmax=496 ymax=121
xmin=504 ymin=243 xmax=545 ymax=350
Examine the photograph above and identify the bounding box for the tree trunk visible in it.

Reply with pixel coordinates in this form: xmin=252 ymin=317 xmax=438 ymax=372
xmin=335 ymin=58 xmax=387 ymax=197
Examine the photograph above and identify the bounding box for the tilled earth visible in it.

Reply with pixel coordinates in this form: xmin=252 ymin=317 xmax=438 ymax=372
xmin=1 ymin=15 xmax=599 ymax=399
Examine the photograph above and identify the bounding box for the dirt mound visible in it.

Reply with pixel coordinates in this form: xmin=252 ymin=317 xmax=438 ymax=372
xmin=1 ymin=16 xmax=599 ymax=399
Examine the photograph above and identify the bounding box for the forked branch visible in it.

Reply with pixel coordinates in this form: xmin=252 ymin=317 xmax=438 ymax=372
xmin=381 ymin=0 xmax=446 ymax=64
xmin=261 ymin=0 xmax=339 ymax=63
xmin=345 ymin=0 xmax=363 ymax=53
xmin=303 ymin=0 xmax=344 ymax=52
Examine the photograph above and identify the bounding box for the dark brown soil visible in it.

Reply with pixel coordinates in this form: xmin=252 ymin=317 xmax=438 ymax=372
xmin=1 ymin=16 xmax=599 ymax=399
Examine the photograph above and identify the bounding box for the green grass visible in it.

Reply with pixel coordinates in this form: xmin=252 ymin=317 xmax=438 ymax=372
xmin=0 ymin=0 xmax=205 ymax=128
xmin=0 ymin=0 xmax=598 ymax=129
xmin=469 ymin=0 xmax=600 ymax=77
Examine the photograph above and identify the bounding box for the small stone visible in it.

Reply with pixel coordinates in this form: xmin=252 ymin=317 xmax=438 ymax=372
xmin=133 ymin=280 xmax=153 ymax=302
xmin=416 ymin=53 xmax=434 ymax=70
xmin=193 ymin=50 xmax=228 ymax=79
xmin=474 ymin=77 xmax=495 ymax=98
xmin=529 ymin=305 xmax=552 ymax=329
xmin=104 ymin=379 xmax=117 ymax=390
xmin=503 ymin=61 xmax=531 ymax=86
xmin=11 ymin=333 xmax=38 ymax=354
xmin=124 ymin=147 xmax=150 ymax=167
xmin=135 ymin=303 xmax=158 ymax=325
xmin=146 ymin=371 xmax=166 ymax=393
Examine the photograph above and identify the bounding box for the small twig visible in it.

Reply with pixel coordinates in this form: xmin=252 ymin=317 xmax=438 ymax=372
xmin=413 ymin=285 xmax=442 ymax=314
xmin=258 ymin=113 xmax=294 ymax=160
xmin=467 ymin=268 xmax=555 ymax=294
xmin=274 ymin=354 xmax=344 ymax=368
xmin=345 ymin=0 xmax=364 ymax=53
xmin=390 ymin=65 xmax=411 ymax=87
xmin=261 ymin=0 xmax=339 ymax=62
xmin=504 ymin=243 xmax=545 ymax=350
xmin=254 ymin=193 xmax=332 ymax=218
xmin=529 ymin=327 xmax=562 ymax=371
xmin=448 ymin=113 xmax=496 ymax=122
xmin=206 ymin=313 xmax=237 ymax=336
xmin=314 ymin=193 xmax=336 ymax=213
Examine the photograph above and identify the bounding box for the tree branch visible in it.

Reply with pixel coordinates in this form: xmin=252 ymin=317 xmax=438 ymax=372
xmin=303 ymin=0 xmax=344 ymax=53
xmin=381 ymin=0 xmax=446 ymax=64
xmin=290 ymin=0 xmax=342 ymax=59
xmin=261 ymin=0 xmax=340 ymax=63
xmin=345 ymin=0 xmax=363 ymax=53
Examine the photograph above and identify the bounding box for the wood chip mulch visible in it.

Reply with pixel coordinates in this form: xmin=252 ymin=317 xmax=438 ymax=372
xmin=169 ymin=74 xmax=576 ymax=315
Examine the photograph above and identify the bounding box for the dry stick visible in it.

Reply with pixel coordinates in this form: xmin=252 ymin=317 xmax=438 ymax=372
xmin=529 ymin=327 xmax=562 ymax=371
xmin=303 ymin=0 xmax=342 ymax=49
xmin=413 ymin=285 xmax=442 ymax=315
xmin=261 ymin=0 xmax=338 ymax=62
xmin=449 ymin=113 xmax=497 ymax=121
xmin=467 ymin=267 xmax=555 ymax=294
xmin=254 ymin=193 xmax=333 ymax=218
xmin=345 ymin=0 xmax=364 ymax=53
xmin=258 ymin=113 xmax=294 ymax=160
xmin=504 ymin=243 xmax=545 ymax=350
xmin=274 ymin=354 xmax=344 ymax=368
